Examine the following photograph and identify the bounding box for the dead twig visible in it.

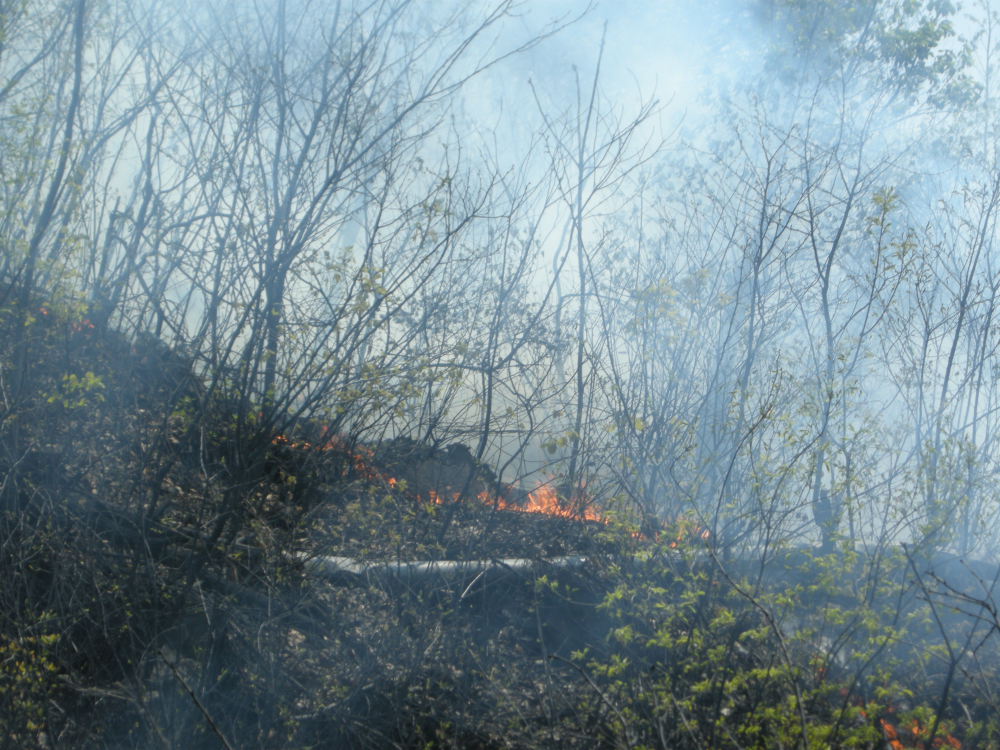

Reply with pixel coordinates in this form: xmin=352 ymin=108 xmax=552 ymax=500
xmin=158 ymin=648 xmax=236 ymax=750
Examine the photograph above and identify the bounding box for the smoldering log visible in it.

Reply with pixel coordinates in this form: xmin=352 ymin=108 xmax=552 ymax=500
xmin=298 ymin=554 xmax=589 ymax=587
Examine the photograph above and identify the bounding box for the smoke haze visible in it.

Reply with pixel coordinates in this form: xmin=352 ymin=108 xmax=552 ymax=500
xmin=4 ymin=1 xmax=1000 ymax=748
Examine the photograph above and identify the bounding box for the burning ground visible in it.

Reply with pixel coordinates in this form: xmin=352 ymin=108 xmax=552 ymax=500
xmin=1 ymin=307 xmax=999 ymax=750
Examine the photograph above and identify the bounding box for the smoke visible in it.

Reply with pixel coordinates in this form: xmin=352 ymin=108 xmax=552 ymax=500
xmin=457 ymin=0 xmax=766 ymax=166
xmin=5 ymin=1 xmax=1000 ymax=746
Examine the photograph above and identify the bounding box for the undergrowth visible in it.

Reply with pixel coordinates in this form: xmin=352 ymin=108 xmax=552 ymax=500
xmin=1 ymin=296 xmax=999 ymax=749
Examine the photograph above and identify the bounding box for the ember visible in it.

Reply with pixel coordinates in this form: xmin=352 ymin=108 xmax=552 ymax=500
xmin=879 ymin=717 xmax=961 ymax=749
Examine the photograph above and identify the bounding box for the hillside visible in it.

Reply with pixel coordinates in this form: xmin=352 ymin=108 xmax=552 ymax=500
xmin=5 ymin=0 xmax=1000 ymax=746
xmin=1 ymin=302 xmax=997 ymax=749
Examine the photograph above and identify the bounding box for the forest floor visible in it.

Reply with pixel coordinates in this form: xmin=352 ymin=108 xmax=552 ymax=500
xmin=2 ymin=308 xmax=999 ymax=750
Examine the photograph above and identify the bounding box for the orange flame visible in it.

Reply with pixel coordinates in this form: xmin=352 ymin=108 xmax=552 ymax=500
xmin=270 ymin=430 xmax=591 ymax=519
xmin=494 ymin=482 xmax=602 ymax=521
xmin=882 ymin=720 xmax=904 ymax=750
xmin=413 ymin=480 xmax=604 ymax=521
xmin=661 ymin=518 xmax=711 ymax=546
xmin=267 ymin=435 xmax=722 ymax=539
xmin=270 ymin=434 xmax=612 ymax=522
xmin=879 ymin=717 xmax=961 ymax=750
xmin=270 ymin=433 xmax=387 ymax=484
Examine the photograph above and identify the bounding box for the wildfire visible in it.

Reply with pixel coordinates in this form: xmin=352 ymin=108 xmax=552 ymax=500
xmin=268 ymin=433 xmax=711 ymax=531
xmin=879 ymin=718 xmax=961 ymax=749
xmin=271 ymin=432 xmax=386 ymax=483
xmin=496 ymin=482 xmax=603 ymax=522
xmin=661 ymin=523 xmax=711 ymax=547
xmin=419 ymin=482 xmax=602 ymax=521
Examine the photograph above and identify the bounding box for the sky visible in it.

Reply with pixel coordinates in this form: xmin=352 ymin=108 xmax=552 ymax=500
xmin=460 ymin=0 xmax=766 ymax=158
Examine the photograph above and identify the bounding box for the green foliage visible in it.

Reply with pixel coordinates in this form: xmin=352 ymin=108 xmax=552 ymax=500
xmin=558 ymin=526 xmax=998 ymax=750
xmin=45 ymin=370 xmax=105 ymax=409
xmin=0 ymin=633 xmax=59 ymax=749
xmin=757 ymin=0 xmax=978 ymax=105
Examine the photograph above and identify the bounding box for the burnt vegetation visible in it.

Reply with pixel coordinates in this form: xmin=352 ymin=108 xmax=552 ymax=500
xmin=5 ymin=0 xmax=1000 ymax=748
